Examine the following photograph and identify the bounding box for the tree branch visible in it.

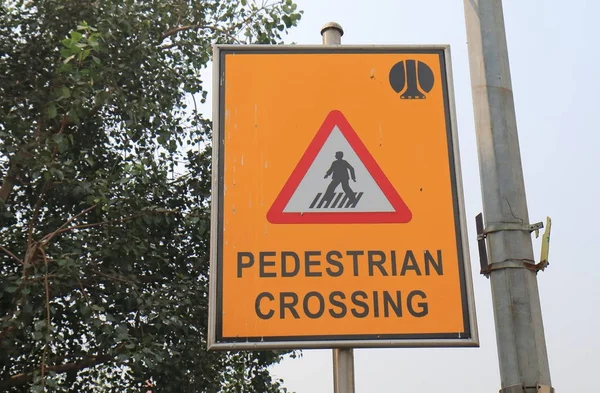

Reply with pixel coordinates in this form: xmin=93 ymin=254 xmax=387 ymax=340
xmin=0 ymin=346 xmax=124 ymax=389
xmin=0 ymin=118 xmax=49 ymax=204
xmin=0 ymin=325 xmax=16 ymax=340
xmin=40 ymin=204 xmax=98 ymax=246
xmin=0 ymin=244 xmax=23 ymax=264
xmin=0 ymin=165 xmax=18 ymax=203
xmin=160 ymin=24 xmax=229 ymax=42
xmin=158 ymin=4 xmax=274 ymax=48
xmin=0 ymin=104 xmax=102 ymax=204
xmin=40 ymin=248 xmax=52 ymax=385
xmin=75 ymin=275 xmax=91 ymax=307
xmin=91 ymin=269 xmax=139 ymax=287
xmin=28 ymin=180 xmax=51 ymax=247
xmin=43 ymin=209 xmax=177 ymax=241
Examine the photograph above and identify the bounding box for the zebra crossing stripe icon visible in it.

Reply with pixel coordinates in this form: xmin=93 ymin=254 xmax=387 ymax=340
xmin=266 ymin=110 xmax=412 ymax=224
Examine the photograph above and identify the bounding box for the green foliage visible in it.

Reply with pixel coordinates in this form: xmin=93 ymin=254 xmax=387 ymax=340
xmin=0 ymin=0 xmax=302 ymax=391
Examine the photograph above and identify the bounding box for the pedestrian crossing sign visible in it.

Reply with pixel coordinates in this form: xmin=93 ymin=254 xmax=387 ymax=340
xmin=208 ymin=45 xmax=478 ymax=350
xmin=267 ymin=110 xmax=412 ymax=224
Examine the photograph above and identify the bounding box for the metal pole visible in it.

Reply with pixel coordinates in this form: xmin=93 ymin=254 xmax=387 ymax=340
xmin=321 ymin=22 xmax=343 ymax=45
xmin=320 ymin=22 xmax=355 ymax=393
xmin=463 ymin=2 xmax=553 ymax=393
xmin=332 ymin=347 xmax=355 ymax=393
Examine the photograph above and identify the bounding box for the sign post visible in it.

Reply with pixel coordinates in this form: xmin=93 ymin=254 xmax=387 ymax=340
xmin=208 ymin=37 xmax=478 ymax=354
xmin=320 ymin=22 xmax=356 ymax=393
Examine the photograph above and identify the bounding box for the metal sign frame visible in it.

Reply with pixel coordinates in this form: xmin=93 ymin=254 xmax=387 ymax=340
xmin=208 ymin=45 xmax=478 ymax=350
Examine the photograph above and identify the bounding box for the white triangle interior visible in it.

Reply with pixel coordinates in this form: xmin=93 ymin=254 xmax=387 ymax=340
xmin=283 ymin=126 xmax=395 ymax=213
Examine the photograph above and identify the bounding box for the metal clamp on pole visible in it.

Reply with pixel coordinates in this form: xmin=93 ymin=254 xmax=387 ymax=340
xmin=476 ymin=214 xmax=552 ymax=277
xmin=479 ymin=221 xmax=545 ymax=239
xmin=499 ymin=384 xmax=525 ymax=393
xmin=499 ymin=384 xmax=555 ymax=393
xmin=536 ymin=385 xmax=555 ymax=393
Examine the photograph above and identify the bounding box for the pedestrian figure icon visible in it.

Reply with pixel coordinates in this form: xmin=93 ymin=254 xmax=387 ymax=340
xmin=324 ymin=151 xmax=356 ymax=203
xmin=308 ymin=151 xmax=364 ymax=209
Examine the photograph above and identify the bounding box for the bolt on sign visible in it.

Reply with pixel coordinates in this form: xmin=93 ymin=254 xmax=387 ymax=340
xmin=208 ymin=45 xmax=478 ymax=349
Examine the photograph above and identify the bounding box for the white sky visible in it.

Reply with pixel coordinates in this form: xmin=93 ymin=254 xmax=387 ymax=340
xmin=205 ymin=0 xmax=600 ymax=392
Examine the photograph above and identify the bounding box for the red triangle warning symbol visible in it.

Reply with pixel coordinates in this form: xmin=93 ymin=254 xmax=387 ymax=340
xmin=267 ymin=110 xmax=412 ymax=224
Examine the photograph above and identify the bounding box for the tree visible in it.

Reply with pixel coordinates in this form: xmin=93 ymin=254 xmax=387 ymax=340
xmin=0 ymin=0 xmax=302 ymax=391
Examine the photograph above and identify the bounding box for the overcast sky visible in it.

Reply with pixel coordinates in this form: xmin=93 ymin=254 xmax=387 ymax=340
xmin=242 ymin=0 xmax=600 ymax=392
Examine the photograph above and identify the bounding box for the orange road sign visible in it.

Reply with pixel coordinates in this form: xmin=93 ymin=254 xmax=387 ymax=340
xmin=208 ymin=45 xmax=478 ymax=350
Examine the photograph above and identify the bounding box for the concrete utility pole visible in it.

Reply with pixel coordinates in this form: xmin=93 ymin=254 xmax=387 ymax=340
xmin=463 ymin=1 xmax=554 ymax=393
xmin=321 ymin=22 xmax=355 ymax=393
